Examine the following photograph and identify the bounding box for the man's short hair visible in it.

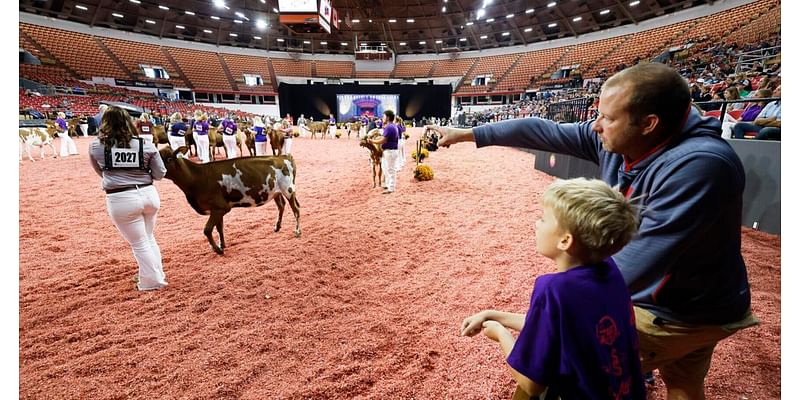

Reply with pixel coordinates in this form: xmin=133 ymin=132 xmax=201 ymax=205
xmin=542 ymin=178 xmax=639 ymax=263
xmin=384 ymin=110 xmax=395 ymax=121
xmin=603 ymin=62 xmax=691 ymax=133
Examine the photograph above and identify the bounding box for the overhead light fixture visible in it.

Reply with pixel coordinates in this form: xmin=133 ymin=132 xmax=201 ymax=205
xmin=304 ymin=40 xmax=310 ymax=44
xmin=235 ymin=11 xmax=245 ymax=18
xmin=75 ymin=5 xmax=88 ymax=10
xmin=547 ymin=2 xmax=556 ymax=7
xmin=158 ymin=5 xmax=169 ymax=10
xmin=486 ymin=18 xmax=494 ymax=23
xmin=389 ymin=19 xmax=396 ymax=23
xmin=254 ymin=36 xmax=262 ymax=39
xmin=506 ymin=14 xmax=513 ymax=19
xmin=600 ymin=9 xmax=610 ymax=15
xmin=234 ymin=20 xmax=243 ymax=24
xmin=211 ymin=16 xmax=220 ymax=20
xmin=476 ymin=9 xmax=485 ymax=19
xmin=435 ymin=40 xmax=442 ymax=44
xmin=525 ymin=8 xmax=534 ymax=14
xmin=480 ymin=35 xmax=488 ymax=39
xmin=185 ymin=11 xmax=195 ymax=15
xmin=112 ymin=12 xmax=124 ymax=18
xmin=203 ymin=29 xmax=213 ymax=33
xmin=368 ymin=19 xmax=372 ymax=23
xmin=273 ymin=7 xmax=279 ymax=13
xmin=380 ymin=42 xmax=386 ymax=46
xmin=128 ymin=0 xmax=140 ymax=4
xmin=482 ymin=0 xmax=493 ymax=6
xmin=502 ymin=32 xmax=510 ymax=36
xmin=213 ymin=0 xmax=226 ymax=8
xmin=419 ymin=41 xmax=426 ymax=45
xmin=629 ymin=0 xmax=640 ymax=5
xmin=406 ymin=18 xmax=414 ymax=23
xmin=459 ymin=38 xmax=467 ymax=41
xmin=277 ymin=38 xmax=285 ymax=42
xmin=321 ymin=41 xmax=327 ymax=45
xmin=229 ymin=33 xmax=238 ymax=37
xmin=338 ymin=19 xmax=342 ymax=23
xmin=145 ymin=19 xmax=156 ymax=24
xmin=399 ymin=42 xmax=407 ymax=45
xmin=176 ymin=25 xmax=185 ymax=29
xmin=572 ymin=16 xmax=582 ymax=21
xmin=466 ymin=21 xmax=474 ymax=26
xmin=341 ymin=42 xmax=348 ymax=45
xmin=352 ymin=19 xmax=360 ymax=23
xmin=548 ymin=22 xmax=557 ymax=27
xmin=260 ymin=0 xmax=265 ymax=3
xmin=524 ymin=27 xmax=532 ymax=32
xmin=442 ymin=6 xmax=446 ymax=12
xmin=256 ymin=19 xmax=267 ymax=29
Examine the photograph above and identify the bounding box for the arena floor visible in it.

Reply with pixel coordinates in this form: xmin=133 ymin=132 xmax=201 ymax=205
xmin=19 ymin=128 xmax=780 ymax=399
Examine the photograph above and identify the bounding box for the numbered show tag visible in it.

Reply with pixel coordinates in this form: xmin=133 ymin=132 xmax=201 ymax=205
xmin=110 ymin=148 xmax=140 ymax=168
xmin=225 ymin=127 xmax=233 ymax=134
xmin=141 ymin=125 xmax=150 ymax=133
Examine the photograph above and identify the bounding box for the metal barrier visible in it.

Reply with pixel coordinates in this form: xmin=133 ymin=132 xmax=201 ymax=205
xmin=694 ymin=97 xmax=780 ymax=122
xmin=546 ymin=97 xmax=595 ymax=123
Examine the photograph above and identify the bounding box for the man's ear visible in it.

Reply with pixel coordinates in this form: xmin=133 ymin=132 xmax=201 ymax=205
xmin=640 ymin=114 xmax=660 ymax=136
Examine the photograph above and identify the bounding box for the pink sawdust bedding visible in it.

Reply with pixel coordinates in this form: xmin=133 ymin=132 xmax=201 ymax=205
xmin=19 ymin=129 xmax=780 ymax=399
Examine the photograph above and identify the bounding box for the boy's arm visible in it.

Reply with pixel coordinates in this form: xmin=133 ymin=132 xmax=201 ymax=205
xmin=461 ymin=310 xmax=526 ymax=336
xmin=484 ymin=321 xmax=547 ymax=397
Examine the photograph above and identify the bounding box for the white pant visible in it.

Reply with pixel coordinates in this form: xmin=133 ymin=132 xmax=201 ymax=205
xmin=139 ymin=134 xmax=154 ymax=147
xmin=299 ymin=124 xmax=309 ymax=137
xmin=168 ymin=135 xmax=186 ymax=151
xmin=58 ymin=132 xmax=78 ymax=156
xmin=223 ymin=134 xmax=238 ymax=159
xmin=382 ymin=149 xmax=399 ymax=192
xmin=105 ymin=185 xmax=167 ymax=291
xmin=328 ymin=125 xmax=336 ymax=138
xmin=196 ymin=134 xmax=210 ymax=163
xmin=80 ymin=124 xmax=88 ymax=137
xmin=282 ymin=137 xmax=292 ymax=155
xmin=255 ymin=141 xmax=270 ymax=156
xmin=396 ymin=138 xmax=406 ymax=171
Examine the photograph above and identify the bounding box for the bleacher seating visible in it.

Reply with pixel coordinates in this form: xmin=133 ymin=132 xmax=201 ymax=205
xmin=393 ymin=61 xmax=434 ymax=78
xmin=166 ymin=47 xmax=233 ymax=91
xmin=101 ymin=38 xmax=189 ymax=88
xmin=20 ymin=23 xmax=129 ymax=80
xmin=455 ymin=54 xmax=520 ymax=94
xmin=726 ymin=5 xmax=781 ymax=45
xmin=313 ymin=60 xmax=354 ymax=78
xmin=429 ymin=58 xmax=478 ymax=78
xmin=354 ymin=71 xmax=392 ymax=79
xmin=271 ymin=58 xmax=312 ymax=77
xmin=220 ymin=53 xmax=274 ymax=93
xmin=496 ymin=47 xmax=566 ymax=92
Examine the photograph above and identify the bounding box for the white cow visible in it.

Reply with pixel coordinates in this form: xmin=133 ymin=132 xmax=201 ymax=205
xmin=19 ymin=128 xmax=58 ymax=162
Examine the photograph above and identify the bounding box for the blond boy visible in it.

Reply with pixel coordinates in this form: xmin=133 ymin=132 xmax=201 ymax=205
xmin=461 ymin=178 xmax=646 ymax=399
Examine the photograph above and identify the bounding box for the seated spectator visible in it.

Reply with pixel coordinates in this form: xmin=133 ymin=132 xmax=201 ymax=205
xmin=732 ymin=85 xmax=780 ymax=140
xmin=723 ymin=87 xmax=746 ymax=111
xmin=720 ymin=89 xmax=771 ymax=139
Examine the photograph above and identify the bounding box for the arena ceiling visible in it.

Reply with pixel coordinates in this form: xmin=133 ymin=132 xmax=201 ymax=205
xmin=20 ymin=0 xmax=713 ymax=55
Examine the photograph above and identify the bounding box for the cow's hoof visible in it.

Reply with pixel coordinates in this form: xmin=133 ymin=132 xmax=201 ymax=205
xmin=212 ymin=245 xmax=224 ymax=255
xmin=294 ymin=230 xmax=301 ymax=238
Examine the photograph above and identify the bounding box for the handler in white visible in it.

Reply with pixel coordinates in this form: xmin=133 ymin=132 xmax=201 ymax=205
xmin=88 ymin=106 xmax=168 ymax=291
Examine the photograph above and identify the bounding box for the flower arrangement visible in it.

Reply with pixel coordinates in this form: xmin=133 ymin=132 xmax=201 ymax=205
xmin=403 ymin=132 xmax=410 ymax=139
xmin=414 ymin=164 xmax=434 ymax=181
xmin=411 ymin=148 xmax=429 ymax=161
xmin=293 ymin=130 xmax=300 ymax=137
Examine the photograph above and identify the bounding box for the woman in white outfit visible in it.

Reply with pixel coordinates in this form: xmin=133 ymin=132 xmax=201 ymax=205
xmin=135 ymin=113 xmax=155 ymax=146
xmin=280 ymin=119 xmax=293 ymax=155
xmin=88 ymin=106 xmax=168 ymax=291
xmin=192 ymin=110 xmax=211 ymax=163
xmin=167 ymin=112 xmax=187 ymax=150
xmin=395 ymin=116 xmax=406 ymax=171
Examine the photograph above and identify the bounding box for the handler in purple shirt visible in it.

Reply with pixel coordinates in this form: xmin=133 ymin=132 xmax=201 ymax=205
xmin=369 ymin=110 xmax=399 ymax=194
xmin=220 ymin=117 xmax=239 ymax=159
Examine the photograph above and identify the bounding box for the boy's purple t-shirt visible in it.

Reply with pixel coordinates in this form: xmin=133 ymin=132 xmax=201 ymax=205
xmin=253 ymin=126 xmax=267 ymax=142
xmin=508 ymin=258 xmax=646 ymax=399
xmin=221 ymin=119 xmax=237 ymax=135
xmin=56 ymin=118 xmax=68 ymax=131
xmin=740 ymin=105 xmax=763 ymax=121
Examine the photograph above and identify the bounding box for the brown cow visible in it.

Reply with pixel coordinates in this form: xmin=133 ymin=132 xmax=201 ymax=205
xmin=308 ymin=121 xmax=328 ymax=139
xmin=19 ymin=128 xmax=58 ymax=162
xmin=158 ymin=147 xmax=301 ymax=254
xmin=346 ymin=121 xmax=362 ymax=140
xmin=268 ymin=126 xmax=285 ymax=155
xmin=359 ymin=131 xmax=384 ymax=188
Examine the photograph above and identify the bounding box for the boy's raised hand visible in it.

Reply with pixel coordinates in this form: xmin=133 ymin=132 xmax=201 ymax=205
xmin=461 ymin=311 xmax=488 ymax=337
xmin=481 ymin=320 xmax=508 ymax=342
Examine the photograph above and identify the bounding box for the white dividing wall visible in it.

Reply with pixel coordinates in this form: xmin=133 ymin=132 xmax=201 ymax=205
xmin=196 ymin=103 xmax=280 ymax=117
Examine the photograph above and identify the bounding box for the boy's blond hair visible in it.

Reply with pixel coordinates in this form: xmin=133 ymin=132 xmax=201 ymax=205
xmin=542 ymin=178 xmax=639 ymax=262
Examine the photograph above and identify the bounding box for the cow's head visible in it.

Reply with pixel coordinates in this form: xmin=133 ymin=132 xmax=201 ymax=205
xmin=159 ymin=146 xmax=190 ymax=179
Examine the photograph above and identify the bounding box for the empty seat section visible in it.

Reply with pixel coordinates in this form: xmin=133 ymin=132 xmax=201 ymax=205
xmin=496 ymin=47 xmax=566 ymax=92
xmin=166 ymin=47 xmax=233 ymax=91
xmin=19 ymin=23 xmax=129 ymax=80
xmin=221 ymin=53 xmax=273 ymax=93
xmin=430 ymin=58 xmax=477 ymax=77
xmin=270 ymin=58 xmax=312 ymax=77
xmin=456 ymin=54 xmax=519 ymax=94
xmin=101 ymin=38 xmax=188 ymax=87
xmin=393 ymin=61 xmax=434 ymax=78
xmin=314 ymin=60 xmax=354 ymax=78
xmin=354 ymin=71 xmax=392 ymax=79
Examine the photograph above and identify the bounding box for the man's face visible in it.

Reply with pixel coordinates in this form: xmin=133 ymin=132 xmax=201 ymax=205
xmin=592 ymin=84 xmax=643 ymax=156
xmin=774 ymin=85 xmax=781 ymax=97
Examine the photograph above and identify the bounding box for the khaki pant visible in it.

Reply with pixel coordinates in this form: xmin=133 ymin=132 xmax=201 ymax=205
xmin=635 ymin=307 xmax=759 ymax=397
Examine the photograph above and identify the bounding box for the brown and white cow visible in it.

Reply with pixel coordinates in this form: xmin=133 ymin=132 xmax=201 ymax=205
xmin=159 ymin=147 xmax=301 ymax=254
xmin=19 ymin=128 xmax=58 ymax=162
xmin=359 ymin=131 xmax=384 ymax=188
